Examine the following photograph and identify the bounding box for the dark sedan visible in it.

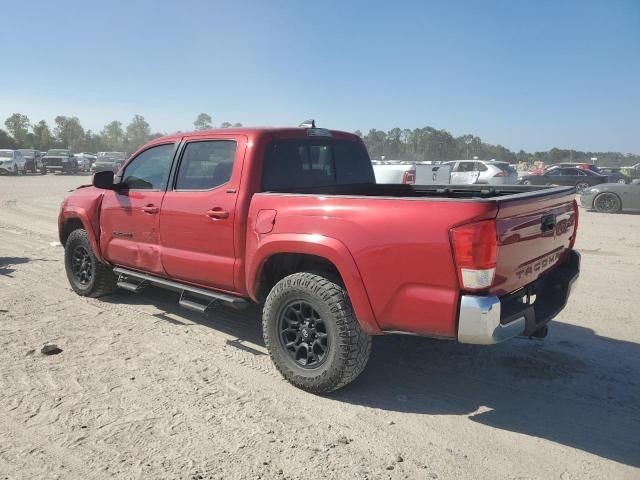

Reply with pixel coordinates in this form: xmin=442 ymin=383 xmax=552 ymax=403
xmin=597 ymin=167 xmax=628 ymax=184
xmin=519 ymin=167 xmax=608 ymax=192
xmin=580 ymin=179 xmax=640 ymax=213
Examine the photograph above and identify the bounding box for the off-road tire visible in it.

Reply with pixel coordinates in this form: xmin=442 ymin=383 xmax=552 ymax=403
xmin=64 ymin=229 xmax=117 ymax=297
xmin=263 ymin=272 xmax=371 ymax=393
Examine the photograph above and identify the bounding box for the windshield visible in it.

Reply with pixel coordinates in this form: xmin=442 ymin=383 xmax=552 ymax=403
xmin=47 ymin=149 xmax=69 ymax=156
xmin=0 ymin=151 xmax=12 ymax=158
xmin=18 ymin=149 xmax=35 ymax=157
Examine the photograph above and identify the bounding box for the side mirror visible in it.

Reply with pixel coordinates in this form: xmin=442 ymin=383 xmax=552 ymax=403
xmin=93 ymin=170 xmax=115 ymax=189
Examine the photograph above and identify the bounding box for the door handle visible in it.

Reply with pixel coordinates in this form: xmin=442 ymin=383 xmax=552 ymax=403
xmin=206 ymin=208 xmax=229 ymax=220
xmin=142 ymin=204 xmax=159 ymax=214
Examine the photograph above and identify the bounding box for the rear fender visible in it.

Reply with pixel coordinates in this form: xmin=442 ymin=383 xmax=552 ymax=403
xmin=247 ymin=233 xmax=380 ymax=334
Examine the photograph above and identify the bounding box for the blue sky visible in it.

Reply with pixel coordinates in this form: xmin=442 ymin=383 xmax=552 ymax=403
xmin=1 ymin=0 xmax=639 ymax=153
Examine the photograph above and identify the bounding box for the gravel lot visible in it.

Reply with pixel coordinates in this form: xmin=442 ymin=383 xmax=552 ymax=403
xmin=0 ymin=174 xmax=639 ymax=480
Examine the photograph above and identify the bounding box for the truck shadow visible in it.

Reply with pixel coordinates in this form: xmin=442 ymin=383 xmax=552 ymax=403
xmin=105 ymin=286 xmax=640 ymax=467
xmin=333 ymin=324 xmax=640 ymax=467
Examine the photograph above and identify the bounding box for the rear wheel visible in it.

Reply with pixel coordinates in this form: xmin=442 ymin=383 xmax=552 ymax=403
xmin=522 ymin=179 xmax=532 ymax=185
xmin=64 ymin=229 xmax=117 ymax=297
xmin=617 ymin=178 xmax=627 ymax=184
xmin=594 ymin=192 xmax=621 ymax=214
xmin=576 ymin=181 xmax=590 ymax=192
xmin=263 ymin=272 xmax=371 ymax=393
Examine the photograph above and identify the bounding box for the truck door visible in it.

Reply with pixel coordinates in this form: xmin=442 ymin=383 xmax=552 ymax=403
xmin=159 ymin=136 xmax=246 ymax=291
xmin=450 ymin=161 xmax=479 ymax=184
xmin=99 ymin=142 xmax=177 ymax=275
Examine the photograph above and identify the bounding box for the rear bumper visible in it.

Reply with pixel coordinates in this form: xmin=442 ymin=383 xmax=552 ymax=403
xmin=457 ymin=250 xmax=581 ymax=344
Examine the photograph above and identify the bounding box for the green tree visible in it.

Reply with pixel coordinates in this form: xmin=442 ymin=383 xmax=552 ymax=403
xmin=54 ymin=116 xmax=85 ymax=150
xmin=220 ymin=122 xmax=233 ymax=129
xmin=0 ymin=129 xmax=17 ymax=149
xmin=232 ymin=122 xmax=243 ymax=128
xmin=194 ymin=113 xmax=213 ymax=130
xmin=125 ymin=115 xmax=151 ymax=152
xmin=32 ymin=120 xmax=53 ymax=151
xmin=4 ymin=113 xmax=31 ymax=147
xmin=101 ymin=121 xmax=126 ymax=151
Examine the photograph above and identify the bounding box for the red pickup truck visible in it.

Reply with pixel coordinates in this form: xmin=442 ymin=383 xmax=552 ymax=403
xmin=58 ymin=125 xmax=580 ymax=393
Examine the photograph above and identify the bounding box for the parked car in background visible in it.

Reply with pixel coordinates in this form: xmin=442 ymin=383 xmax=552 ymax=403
xmin=93 ymin=152 xmax=127 ymax=173
xmin=372 ymin=160 xmax=417 ymax=184
xmin=519 ymin=167 xmax=608 ymax=192
xmin=620 ymin=163 xmax=640 ymax=182
xmin=525 ymin=162 xmax=597 ymax=177
xmin=74 ymin=153 xmax=97 ymax=172
xmin=371 ymin=160 xmax=451 ymax=185
xmin=443 ymin=160 xmax=518 ymax=185
xmin=43 ymin=149 xmax=78 ymax=174
xmin=0 ymin=149 xmax=27 ymax=175
xmin=580 ymin=179 xmax=640 ymax=213
xmin=596 ymin=167 xmax=628 ymax=184
xmin=18 ymin=149 xmax=44 ymax=173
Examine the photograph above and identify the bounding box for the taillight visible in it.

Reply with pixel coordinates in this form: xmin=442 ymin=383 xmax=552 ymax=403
xmin=493 ymin=171 xmax=506 ymax=177
xmin=569 ymin=199 xmax=579 ymax=249
xmin=402 ymin=168 xmax=416 ymax=185
xmin=450 ymin=220 xmax=498 ymax=291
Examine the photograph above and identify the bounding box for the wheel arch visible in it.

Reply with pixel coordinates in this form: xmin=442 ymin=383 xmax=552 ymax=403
xmin=247 ymin=234 xmax=380 ymax=334
xmin=59 ymin=210 xmax=106 ymax=263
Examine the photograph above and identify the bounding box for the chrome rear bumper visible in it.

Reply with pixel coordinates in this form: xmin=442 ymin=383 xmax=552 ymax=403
xmin=458 ymin=251 xmax=581 ymax=345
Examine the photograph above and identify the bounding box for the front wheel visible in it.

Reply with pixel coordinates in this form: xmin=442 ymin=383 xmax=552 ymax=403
xmin=263 ymin=272 xmax=371 ymax=393
xmin=617 ymin=178 xmax=627 ymax=184
xmin=594 ymin=192 xmax=621 ymax=214
xmin=522 ymin=179 xmax=532 ymax=185
xmin=64 ymin=229 xmax=117 ymax=297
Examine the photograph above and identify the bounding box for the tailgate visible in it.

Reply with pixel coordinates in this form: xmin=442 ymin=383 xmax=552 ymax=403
xmin=491 ymin=187 xmax=577 ymax=296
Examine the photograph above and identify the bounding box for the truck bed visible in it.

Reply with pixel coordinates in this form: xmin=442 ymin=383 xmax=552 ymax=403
xmin=263 ymin=182 xmax=574 ymax=200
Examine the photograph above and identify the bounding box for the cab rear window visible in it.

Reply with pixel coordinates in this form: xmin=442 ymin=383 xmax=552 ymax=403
xmin=262 ymin=140 xmax=374 ymax=191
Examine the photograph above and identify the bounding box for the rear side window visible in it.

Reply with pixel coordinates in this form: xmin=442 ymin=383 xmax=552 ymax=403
xmin=494 ymin=163 xmax=516 ymax=174
xmin=262 ymin=140 xmax=374 ymax=191
xmin=475 ymin=162 xmax=488 ymax=172
xmin=175 ymin=140 xmax=236 ymax=190
xmin=454 ymin=161 xmax=476 ymax=172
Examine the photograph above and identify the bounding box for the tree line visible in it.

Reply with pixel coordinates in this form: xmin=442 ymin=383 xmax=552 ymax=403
xmin=2 ymin=112 xmax=638 ymax=167
xmin=0 ymin=112 xmax=242 ymax=155
xmin=356 ymin=127 xmax=640 ymax=167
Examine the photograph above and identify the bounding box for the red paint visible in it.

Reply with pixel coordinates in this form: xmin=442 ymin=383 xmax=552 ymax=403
xmin=59 ymin=126 xmax=578 ymax=339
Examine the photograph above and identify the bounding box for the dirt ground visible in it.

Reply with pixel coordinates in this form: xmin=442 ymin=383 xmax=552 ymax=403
xmin=0 ymin=174 xmax=638 ymax=480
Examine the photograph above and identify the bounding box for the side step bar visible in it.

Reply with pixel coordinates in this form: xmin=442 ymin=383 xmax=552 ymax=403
xmin=113 ymin=267 xmax=248 ymax=311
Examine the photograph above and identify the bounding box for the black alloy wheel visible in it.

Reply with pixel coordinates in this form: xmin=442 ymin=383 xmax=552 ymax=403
xmin=71 ymin=245 xmax=93 ymax=286
xmin=594 ymin=192 xmax=621 ymax=214
xmin=278 ymin=300 xmax=329 ymax=369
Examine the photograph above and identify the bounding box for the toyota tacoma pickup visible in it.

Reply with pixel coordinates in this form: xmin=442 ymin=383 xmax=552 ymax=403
xmin=58 ymin=125 xmax=581 ymax=393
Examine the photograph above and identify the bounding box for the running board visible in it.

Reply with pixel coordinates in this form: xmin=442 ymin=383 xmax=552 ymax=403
xmin=113 ymin=267 xmax=248 ymax=310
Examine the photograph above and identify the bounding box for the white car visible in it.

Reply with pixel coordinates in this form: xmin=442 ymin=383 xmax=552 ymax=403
xmin=0 ymin=149 xmax=27 ymax=175
xmin=444 ymin=160 xmax=518 ymax=185
xmin=74 ymin=153 xmax=97 ymax=172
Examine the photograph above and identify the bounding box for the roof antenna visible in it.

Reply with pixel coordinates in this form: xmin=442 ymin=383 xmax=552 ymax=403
xmin=299 ymin=119 xmax=315 ymax=128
